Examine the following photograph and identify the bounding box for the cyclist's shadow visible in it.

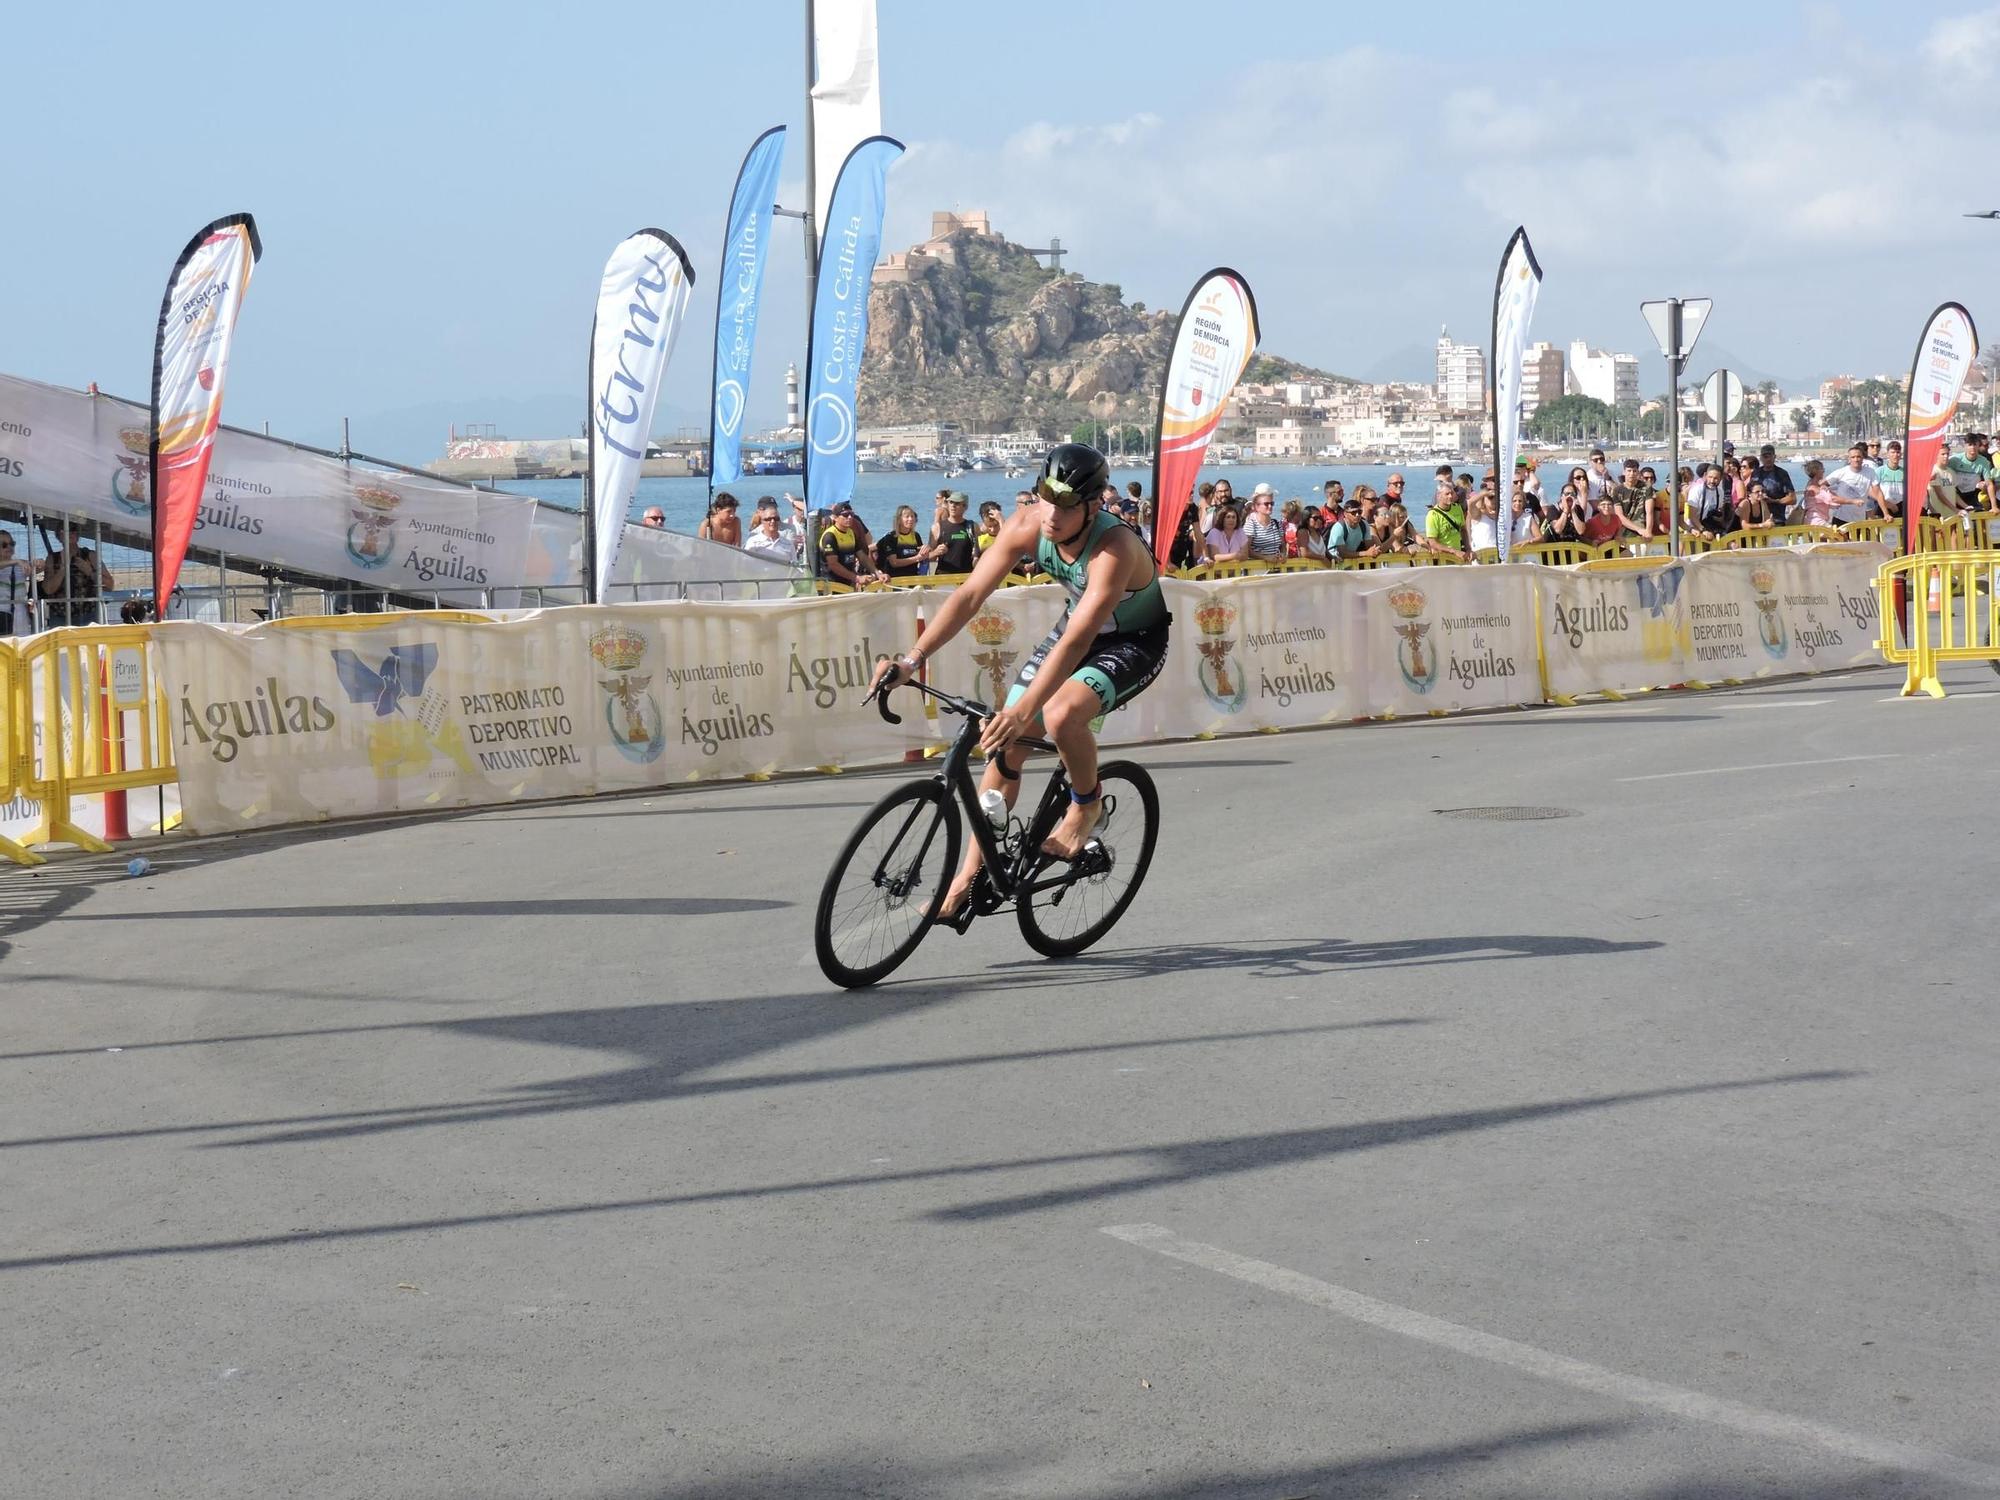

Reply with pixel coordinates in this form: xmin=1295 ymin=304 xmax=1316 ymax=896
xmin=936 ymin=933 xmax=1662 ymax=990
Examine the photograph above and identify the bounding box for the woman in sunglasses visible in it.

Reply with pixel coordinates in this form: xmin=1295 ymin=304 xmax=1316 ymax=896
xmin=1 ymin=530 xmax=33 ymax=635
xmin=872 ymin=444 xmax=1171 ymax=910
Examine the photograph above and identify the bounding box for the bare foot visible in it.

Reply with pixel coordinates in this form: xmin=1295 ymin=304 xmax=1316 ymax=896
xmin=1041 ymin=796 xmax=1104 ymax=860
xmin=924 ymin=873 xmax=977 ymax=920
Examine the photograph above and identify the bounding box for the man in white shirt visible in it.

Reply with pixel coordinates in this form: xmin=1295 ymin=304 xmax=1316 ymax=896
xmin=742 ymin=495 xmax=803 ymax=563
xmin=1583 ymin=449 xmax=1618 ymax=502
xmin=1821 ymin=442 xmax=1879 ymax=523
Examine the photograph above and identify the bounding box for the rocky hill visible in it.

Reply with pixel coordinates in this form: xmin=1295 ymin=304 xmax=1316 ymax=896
xmin=860 ymin=227 xmax=1344 ymax=434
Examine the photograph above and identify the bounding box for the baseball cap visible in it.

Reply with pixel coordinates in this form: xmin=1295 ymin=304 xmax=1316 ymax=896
xmin=831 ymin=500 xmax=855 ymax=516
xmin=1251 ymin=482 xmax=1276 ymax=497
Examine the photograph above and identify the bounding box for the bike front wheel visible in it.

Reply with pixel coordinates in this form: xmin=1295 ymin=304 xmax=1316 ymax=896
xmin=1016 ymin=760 xmax=1159 ymax=958
xmin=815 ymin=779 xmax=961 ymax=988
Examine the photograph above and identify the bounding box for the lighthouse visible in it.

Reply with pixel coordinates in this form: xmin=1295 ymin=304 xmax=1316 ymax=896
xmin=785 ymin=364 xmax=800 ymax=431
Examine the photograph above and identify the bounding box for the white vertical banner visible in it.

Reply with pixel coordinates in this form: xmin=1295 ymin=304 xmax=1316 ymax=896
xmin=1490 ymin=227 xmax=1542 ymax=564
xmin=811 ymin=0 xmax=882 ymax=244
xmin=588 ymin=230 xmax=696 ymax=601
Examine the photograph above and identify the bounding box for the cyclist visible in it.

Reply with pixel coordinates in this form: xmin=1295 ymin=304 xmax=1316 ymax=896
xmin=870 ymin=443 xmax=1170 ymax=915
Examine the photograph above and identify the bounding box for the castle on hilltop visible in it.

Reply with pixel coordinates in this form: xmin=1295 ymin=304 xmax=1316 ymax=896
xmin=873 ymin=211 xmax=1067 ymax=284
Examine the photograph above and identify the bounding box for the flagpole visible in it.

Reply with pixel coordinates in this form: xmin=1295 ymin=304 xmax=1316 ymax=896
xmin=580 ymin=407 xmax=597 ymax=605
xmin=802 ymin=0 xmax=819 ymax=315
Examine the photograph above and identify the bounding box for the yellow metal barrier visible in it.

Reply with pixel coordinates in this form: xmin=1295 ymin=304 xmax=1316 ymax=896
xmin=0 ymin=638 xmax=41 ymax=867
xmin=1872 ymin=549 xmax=2000 ymax=697
xmin=1511 ymin=541 xmax=1612 ymax=566
xmin=1722 ymin=524 xmax=1849 ymax=550
xmin=16 ymin=625 xmax=176 ymax=853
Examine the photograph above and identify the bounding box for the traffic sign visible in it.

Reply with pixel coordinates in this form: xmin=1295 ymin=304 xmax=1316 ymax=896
xmin=1641 ymin=297 xmax=1713 ymax=363
xmin=1701 ymin=370 xmax=1744 ymax=424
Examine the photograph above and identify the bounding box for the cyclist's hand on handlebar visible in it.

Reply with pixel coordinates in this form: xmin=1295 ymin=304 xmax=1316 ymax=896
xmin=978 ymin=701 xmax=1032 ymax=755
xmin=865 ymin=653 xmax=916 ymax=703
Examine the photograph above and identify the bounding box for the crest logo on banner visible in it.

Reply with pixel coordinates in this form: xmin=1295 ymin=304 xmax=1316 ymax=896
xmin=1389 ymin=584 xmax=1439 ymax=692
xmin=590 ymin=624 xmax=666 ymax=763
xmin=968 ymin=610 xmax=1019 ymax=705
xmin=1194 ymin=592 xmax=1246 ymax=712
xmin=347 ymin=485 xmax=403 ymax=570
xmin=329 ymin=643 xmax=474 ymax=778
xmin=1750 ymin=566 xmax=1788 ymax=659
xmin=1634 ymin=565 xmax=1692 ymax=663
xmin=112 ymin=428 xmax=151 ymax=514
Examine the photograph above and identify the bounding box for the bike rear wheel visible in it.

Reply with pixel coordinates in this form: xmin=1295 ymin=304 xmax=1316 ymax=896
xmin=815 ymin=779 xmax=961 ymax=988
xmin=1016 ymin=760 xmax=1159 ymax=958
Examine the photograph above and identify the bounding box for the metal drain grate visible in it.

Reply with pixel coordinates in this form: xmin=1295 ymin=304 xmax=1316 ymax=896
xmin=1434 ymin=806 xmax=1579 ymax=822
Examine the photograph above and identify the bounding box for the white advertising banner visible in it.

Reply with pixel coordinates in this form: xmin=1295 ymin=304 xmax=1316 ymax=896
xmin=1682 ymin=546 xmax=1884 ymax=678
xmin=1355 ymin=564 xmax=1541 ymax=716
xmin=1539 ymin=560 xmax=1692 ymax=700
xmin=0 ymin=374 xmax=536 ymax=598
xmin=1540 ymin=546 xmax=1888 ymax=699
xmin=1117 ymin=575 xmax=1357 ymax=742
xmin=153 ymin=593 xmax=925 ymax=834
xmin=126 ymin=549 xmax=1894 ymax=840
xmin=588 ymin=231 xmax=696 ymax=598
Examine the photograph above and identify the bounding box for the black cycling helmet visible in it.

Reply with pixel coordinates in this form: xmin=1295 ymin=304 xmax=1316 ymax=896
xmin=1035 ymin=443 xmax=1110 ymax=508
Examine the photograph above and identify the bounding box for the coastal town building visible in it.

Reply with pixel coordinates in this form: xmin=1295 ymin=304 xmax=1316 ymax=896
xmin=1253 ymin=422 xmax=1342 ymax=458
xmin=1521 ymin=341 xmax=1565 ymax=415
xmin=1435 ymin=327 xmax=1485 ymax=414
xmin=1567 ymin=341 xmax=1641 ymax=408
xmin=857 ymin=420 xmax=962 ymax=456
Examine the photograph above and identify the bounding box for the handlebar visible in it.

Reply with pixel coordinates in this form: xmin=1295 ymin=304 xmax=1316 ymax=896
xmin=865 ymin=672 xmax=992 ymax=727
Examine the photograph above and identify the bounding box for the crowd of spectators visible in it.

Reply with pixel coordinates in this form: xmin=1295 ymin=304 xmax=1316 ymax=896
xmin=0 ymin=524 xmax=117 ymax=634
xmin=602 ymin=434 xmax=2000 ymax=595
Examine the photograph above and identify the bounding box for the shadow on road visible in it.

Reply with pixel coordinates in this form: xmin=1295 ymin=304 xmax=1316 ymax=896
xmin=0 ymin=1069 xmax=1856 ymax=1272
xmin=965 ymin=932 xmax=1665 ymax=986
xmin=52 ymin=897 xmax=788 ymax=922
xmin=587 ymin=1420 xmax=1978 ymax=1500
xmin=593 ymin=1422 xmax=1630 ymax=1499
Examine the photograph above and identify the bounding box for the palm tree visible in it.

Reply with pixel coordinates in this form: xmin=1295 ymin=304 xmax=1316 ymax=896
xmin=1754 ymin=380 xmax=1780 ymax=442
xmin=1790 ymin=405 xmax=1815 ymax=438
xmin=1823 ymin=392 xmax=1866 ymax=439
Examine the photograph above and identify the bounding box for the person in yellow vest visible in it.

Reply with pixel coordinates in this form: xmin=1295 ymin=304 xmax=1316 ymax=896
xmin=875 ymin=504 xmax=931 ymax=579
xmin=817 ymin=502 xmax=883 ymax=587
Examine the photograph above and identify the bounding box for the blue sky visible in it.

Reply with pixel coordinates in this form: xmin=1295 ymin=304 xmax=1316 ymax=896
xmin=6 ymin=0 xmax=1990 ymax=460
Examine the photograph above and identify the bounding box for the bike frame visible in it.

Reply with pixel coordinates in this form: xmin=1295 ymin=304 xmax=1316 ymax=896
xmin=873 ymin=680 xmax=1099 ymax=915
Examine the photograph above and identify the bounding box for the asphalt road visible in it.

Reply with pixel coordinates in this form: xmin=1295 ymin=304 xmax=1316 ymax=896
xmin=3 ymin=661 xmax=1997 ymax=1499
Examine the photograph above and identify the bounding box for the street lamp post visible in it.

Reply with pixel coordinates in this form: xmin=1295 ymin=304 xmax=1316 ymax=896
xmin=1641 ymin=297 xmax=1712 ymax=557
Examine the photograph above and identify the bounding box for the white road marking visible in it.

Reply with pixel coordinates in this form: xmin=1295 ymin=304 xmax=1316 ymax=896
xmin=1616 ymin=755 xmax=1896 ymax=783
xmin=1877 ymin=691 xmax=2000 ymax=702
xmin=1707 ymin=699 xmax=1831 ymax=709
xmin=1102 ymin=1223 xmax=2000 ymax=1492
